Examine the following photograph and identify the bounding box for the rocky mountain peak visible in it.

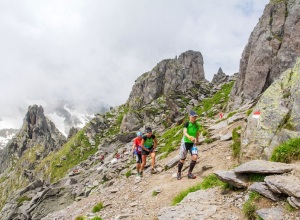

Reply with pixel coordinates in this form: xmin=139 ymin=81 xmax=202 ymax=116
xmin=127 ymin=50 xmax=206 ymax=110
xmin=230 ymin=0 xmax=300 ymax=108
xmin=211 ymin=67 xmax=229 ymax=85
xmin=0 ymin=105 xmax=66 ymax=173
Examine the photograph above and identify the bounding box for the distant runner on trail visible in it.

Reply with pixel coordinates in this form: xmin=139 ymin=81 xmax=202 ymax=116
xmin=132 ymin=131 xmax=143 ymax=177
xmin=177 ymin=110 xmax=201 ymax=180
xmin=140 ymin=127 xmax=158 ymax=176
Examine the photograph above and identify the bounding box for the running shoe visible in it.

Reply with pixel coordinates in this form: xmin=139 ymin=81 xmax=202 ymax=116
xmin=188 ymin=173 xmax=196 ymax=179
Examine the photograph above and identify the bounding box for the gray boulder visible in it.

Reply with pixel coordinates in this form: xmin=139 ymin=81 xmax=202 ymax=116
xmin=214 ymin=170 xmax=248 ymax=188
xmin=265 ymin=175 xmax=300 ymax=198
xmin=249 ymin=182 xmax=280 ymax=201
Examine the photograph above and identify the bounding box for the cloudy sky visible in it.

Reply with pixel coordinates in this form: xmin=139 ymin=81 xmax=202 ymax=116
xmin=0 ymin=0 xmax=269 ymax=129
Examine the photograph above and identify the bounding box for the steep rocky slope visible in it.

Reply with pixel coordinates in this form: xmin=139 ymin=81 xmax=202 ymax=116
xmin=230 ymin=0 xmax=300 ymax=108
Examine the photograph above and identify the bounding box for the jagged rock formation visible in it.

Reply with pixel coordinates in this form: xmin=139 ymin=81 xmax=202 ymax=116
xmin=230 ymin=0 xmax=300 ymax=108
xmin=0 ymin=105 xmax=66 ymax=173
xmin=0 ymin=105 xmax=67 ymax=219
xmin=127 ymin=50 xmax=206 ymax=110
xmin=211 ymin=67 xmax=229 ymax=85
xmin=120 ymin=50 xmax=211 ymax=132
xmin=241 ymin=58 xmax=300 ymax=160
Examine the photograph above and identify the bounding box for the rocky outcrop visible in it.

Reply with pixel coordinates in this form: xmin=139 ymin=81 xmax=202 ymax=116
xmin=127 ymin=50 xmax=206 ymax=110
xmin=230 ymin=0 xmax=300 ymax=108
xmin=120 ymin=50 xmax=213 ymax=133
xmin=0 ymin=105 xmax=66 ymax=173
xmin=211 ymin=68 xmax=229 ymax=85
xmin=241 ymin=58 xmax=300 ymax=160
xmin=215 ymin=160 xmax=300 ymax=209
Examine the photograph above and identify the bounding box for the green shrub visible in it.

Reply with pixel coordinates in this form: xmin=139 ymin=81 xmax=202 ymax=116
xmin=172 ymin=174 xmax=225 ymax=205
xmin=152 ymin=191 xmax=159 ymax=197
xmin=270 ymin=137 xmax=300 ymax=163
xmin=248 ymin=173 xmax=266 ymax=182
xmin=231 ymin=127 xmax=241 ymax=158
xmin=125 ymin=170 xmax=131 ymax=178
xmin=242 ymin=192 xmax=261 ymax=220
xmin=92 ymin=202 xmax=104 ymax=213
xmin=91 ymin=217 xmax=102 ymax=220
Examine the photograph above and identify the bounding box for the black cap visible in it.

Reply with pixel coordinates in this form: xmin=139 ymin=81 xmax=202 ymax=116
xmin=146 ymin=127 xmax=152 ymax=133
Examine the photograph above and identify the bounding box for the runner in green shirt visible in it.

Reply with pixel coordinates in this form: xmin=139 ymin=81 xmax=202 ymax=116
xmin=177 ymin=110 xmax=200 ymax=180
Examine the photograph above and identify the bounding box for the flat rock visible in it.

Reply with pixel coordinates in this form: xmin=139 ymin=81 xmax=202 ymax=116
xmin=165 ymin=155 xmax=180 ymax=169
xmin=256 ymin=207 xmax=285 ymax=220
xmin=157 ymin=188 xmax=239 ymax=220
xmin=234 ymin=160 xmax=294 ymax=174
xmin=214 ymin=170 xmax=247 ymax=188
xmin=249 ymin=182 xmax=280 ymax=201
xmin=265 ymin=175 xmax=300 ymax=197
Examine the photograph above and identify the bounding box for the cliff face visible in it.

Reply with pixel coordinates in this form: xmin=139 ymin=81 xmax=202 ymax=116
xmin=241 ymin=58 xmax=300 ymax=161
xmin=230 ymin=0 xmax=300 ymax=108
xmin=0 ymin=105 xmax=66 ymax=173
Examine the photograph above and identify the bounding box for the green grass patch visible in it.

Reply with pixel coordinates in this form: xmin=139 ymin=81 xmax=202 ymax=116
xmin=194 ymin=81 xmax=234 ymax=117
xmin=74 ymin=216 xmax=86 ymax=220
xmin=231 ymin=126 xmax=241 ymax=158
xmin=125 ymin=170 xmax=131 ymax=178
xmin=202 ymin=129 xmax=208 ymax=137
xmin=242 ymin=192 xmax=261 ymax=220
xmin=35 ymin=129 xmax=99 ymax=183
xmin=158 ymin=125 xmax=183 ymax=158
xmin=285 ymin=202 xmax=297 ymax=212
xmin=92 ymin=202 xmax=104 ymax=213
xmin=172 ymin=174 xmax=225 ymax=205
xmin=204 ymin=138 xmax=213 ymax=144
xmin=17 ymin=195 xmax=32 ymax=205
xmin=270 ymin=137 xmax=300 ymax=163
xmin=246 ymin=109 xmax=253 ymax=116
xmin=91 ymin=217 xmax=102 ymax=220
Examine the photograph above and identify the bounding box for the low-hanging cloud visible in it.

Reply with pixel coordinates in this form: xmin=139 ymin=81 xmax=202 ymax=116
xmin=0 ymin=0 xmax=269 ymax=129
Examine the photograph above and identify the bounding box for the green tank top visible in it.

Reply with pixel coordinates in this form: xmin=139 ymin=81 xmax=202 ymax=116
xmin=143 ymin=134 xmax=155 ymax=148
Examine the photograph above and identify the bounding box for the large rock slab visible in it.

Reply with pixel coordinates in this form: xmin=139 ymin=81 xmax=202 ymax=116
xmin=234 ymin=160 xmax=294 ymax=174
xmin=157 ymin=188 xmax=240 ymax=220
xmin=265 ymin=175 xmax=300 ymax=198
xmin=214 ymin=170 xmax=247 ymax=188
xmin=256 ymin=207 xmax=285 ymax=220
xmin=249 ymin=182 xmax=280 ymax=201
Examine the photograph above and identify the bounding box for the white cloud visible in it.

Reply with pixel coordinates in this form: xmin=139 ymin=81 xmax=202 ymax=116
xmin=0 ymin=0 xmax=269 ymax=128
